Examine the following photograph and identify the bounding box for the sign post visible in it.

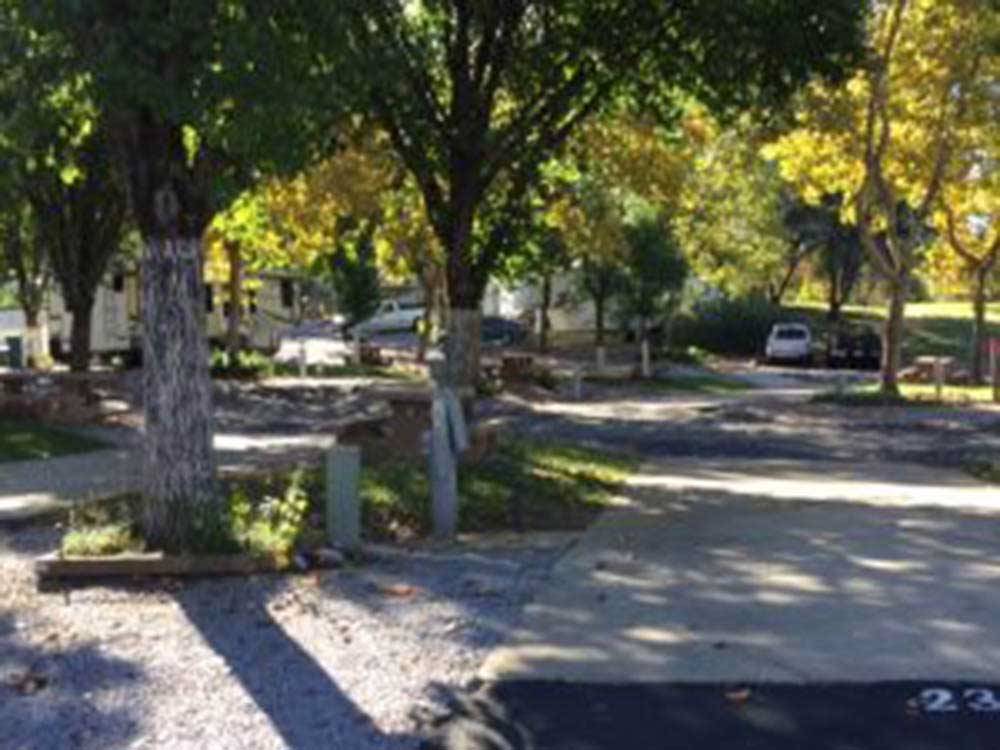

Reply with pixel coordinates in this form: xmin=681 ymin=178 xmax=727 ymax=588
xmin=428 ymin=354 xmax=468 ymax=538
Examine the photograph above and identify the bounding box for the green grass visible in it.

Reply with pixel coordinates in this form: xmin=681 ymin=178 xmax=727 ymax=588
xmin=59 ymin=440 xmax=638 ymax=557
xmin=967 ymin=460 xmax=1000 ymax=484
xmin=812 ymin=382 xmax=998 ymax=407
xmin=787 ymin=301 xmax=1000 ymax=363
xmin=362 ymin=439 xmax=639 ymax=539
xmin=585 ymin=371 xmax=752 ymax=395
xmin=0 ymin=420 xmax=108 ymax=462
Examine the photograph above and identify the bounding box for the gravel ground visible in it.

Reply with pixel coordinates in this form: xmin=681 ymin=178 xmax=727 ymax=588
xmin=0 ymin=526 xmax=572 ymax=750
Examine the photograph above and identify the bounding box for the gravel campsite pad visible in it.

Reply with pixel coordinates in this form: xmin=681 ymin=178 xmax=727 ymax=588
xmin=0 ymin=525 xmax=571 ymax=750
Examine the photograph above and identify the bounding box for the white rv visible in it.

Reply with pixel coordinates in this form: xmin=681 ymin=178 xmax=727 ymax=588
xmin=47 ymin=269 xmax=141 ymax=362
xmin=46 ymin=270 xmax=307 ymax=364
xmin=204 ymin=273 xmax=305 ymax=351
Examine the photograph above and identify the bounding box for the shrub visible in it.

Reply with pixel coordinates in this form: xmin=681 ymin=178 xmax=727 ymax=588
xmin=673 ymin=294 xmax=782 ymax=357
xmin=210 ymin=349 xmax=276 ymax=380
xmin=62 ymin=523 xmax=140 ymax=556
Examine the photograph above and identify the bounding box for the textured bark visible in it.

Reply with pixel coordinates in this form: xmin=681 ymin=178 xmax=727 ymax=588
xmin=538 ymin=273 xmax=552 ymax=353
xmin=23 ymin=309 xmax=49 ymax=368
xmin=445 ymin=308 xmax=481 ymax=394
xmin=140 ymin=236 xmax=217 ymax=551
xmin=68 ymin=297 xmax=95 ymax=372
xmin=881 ymin=278 xmax=907 ymax=395
xmin=594 ymin=294 xmax=606 ymax=347
xmin=225 ymin=242 xmax=243 ymax=358
xmin=971 ymin=269 xmax=990 ymax=384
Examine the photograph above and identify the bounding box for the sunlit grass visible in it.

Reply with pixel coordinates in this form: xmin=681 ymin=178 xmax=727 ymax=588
xmin=362 ymin=439 xmax=638 ymax=538
xmin=813 ymin=382 xmax=998 ymax=407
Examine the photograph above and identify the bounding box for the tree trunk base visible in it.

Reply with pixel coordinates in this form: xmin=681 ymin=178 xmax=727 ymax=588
xmin=140 ymin=236 xmax=218 ymax=552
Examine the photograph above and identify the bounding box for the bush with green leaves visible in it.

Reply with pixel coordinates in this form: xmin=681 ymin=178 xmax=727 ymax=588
xmin=210 ymin=348 xmax=276 ymax=380
xmin=674 ymin=294 xmax=783 ymax=356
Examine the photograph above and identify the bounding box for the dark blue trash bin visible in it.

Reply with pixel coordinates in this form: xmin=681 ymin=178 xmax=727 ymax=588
xmin=4 ymin=336 xmax=23 ymax=369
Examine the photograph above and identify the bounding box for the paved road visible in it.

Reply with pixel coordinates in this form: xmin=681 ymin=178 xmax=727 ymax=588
xmin=429 ymin=405 xmax=1000 ymax=749
xmin=485 ymin=388 xmax=1000 ymax=469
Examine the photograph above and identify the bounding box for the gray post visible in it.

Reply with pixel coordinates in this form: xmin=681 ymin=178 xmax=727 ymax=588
xmin=934 ymin=357 xmax=944 ymax=401
xmin=299 ymin=340 xmax=308 ymax=378
xmin=326 ymin=445 xmax=361 ymax=551
xmin=596 ymin=346 xmax=606 ymax=373
xmin=428 ymin=354 xmax=461 ymax=538
xmin=641 ymin=340 xmax=652 ymax=379
xmin=573 ymin=367 xmax=584 ymax=400
xmin=430 ymin=391 xmax=458 ymax=538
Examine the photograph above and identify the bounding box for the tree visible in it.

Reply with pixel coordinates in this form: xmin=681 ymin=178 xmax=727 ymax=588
xmin=327 ymin=221 xmax=382 ymax=328
xmin=620 ymin=208 xmax=689 ymax=356
xmin=783 ymin=194 xmax=865 ymax=321
xmin=26 ymin=1 xmax=333 ymax=550
xmin=571 ymin=184 xmax=628 ymax=349
xmin=765 ymin=0 xmax=994 ymax=393
xmin=941 ymin=187 xmax=1000 ymax=382
xmin=0 ymin=199 xmax=49 ymax=366
xmin=675 ymin=120 xmax=798 ymax=303
xmin=27 ymin=132 xmax=128 ymax=371
xmin=309 ymin=0 xmax=865 ymax=391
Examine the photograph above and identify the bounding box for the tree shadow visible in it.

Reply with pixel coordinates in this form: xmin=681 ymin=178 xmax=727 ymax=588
xmin=0 ymin=612 xmax=143 ymax=750
xmin=175 ymin=577 xmax=427 ymax=749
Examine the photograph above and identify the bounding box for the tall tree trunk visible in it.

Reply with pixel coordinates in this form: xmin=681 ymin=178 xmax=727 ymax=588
xmin=444 ymin=202 xmax=483 ymax=393
xmin=970 ymin=267 xmax=989 ymax=384
xmin=594 ymin=292 xmax=606 ymax=347
xmin=445 ymin=307 xmax=481 ymax=396
xmin=22 ymin=307 xmax=46 ymax=369
xmin=882 ymin=276 xmax=907 ymax=395
xmin=68 ymin=296 xmax=95 ymax=373
xmin=539 ymin=273 xmax=552 ymax=353
xmin=140 ymin=236 xmax=217 ymax=551
xmin=827 ymin=274 xmax=842 ymax=323
xmin=225 ymin=241 xmax=243 ymax=359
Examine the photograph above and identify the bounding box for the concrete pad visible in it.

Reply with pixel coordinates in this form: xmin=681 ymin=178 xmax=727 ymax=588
xmin=482 ymin=459 xmax=1000 ymax=684
xmin=0 ymin=449 xmax=140 ymax=522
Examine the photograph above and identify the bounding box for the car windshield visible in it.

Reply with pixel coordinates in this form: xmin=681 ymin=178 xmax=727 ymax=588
xmin=775 ymin=328 xmax=807 ymax=340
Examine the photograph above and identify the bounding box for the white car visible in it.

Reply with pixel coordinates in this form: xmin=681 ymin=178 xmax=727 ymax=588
xmin=765 ymin=323 xmax=813 ymax=365
xmin=350 ymin=299 xmax=425 ymax=335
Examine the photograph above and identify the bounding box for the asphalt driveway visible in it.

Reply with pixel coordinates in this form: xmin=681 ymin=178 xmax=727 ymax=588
xmin=429 ymin=457 xmax=1000 ymax=748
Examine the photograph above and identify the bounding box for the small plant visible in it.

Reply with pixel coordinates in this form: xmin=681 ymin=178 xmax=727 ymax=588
xmin=210 ymin=349 xmax=276 ymax=380
xmin=229 ymin=470 xmax=312 ymax=566
xmin=62 ymin=523 xmax=140 ymax=556
xmin=967 ymin=460 xmax=1000 ymax=484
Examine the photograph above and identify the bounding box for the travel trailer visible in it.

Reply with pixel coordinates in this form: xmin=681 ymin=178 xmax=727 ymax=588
xmin=46 ymin=269 xmax=307 ymax=364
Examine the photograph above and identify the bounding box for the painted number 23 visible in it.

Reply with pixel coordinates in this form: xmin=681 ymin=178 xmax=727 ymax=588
xmin=918 ymin=688 xmax=1000 ymax=713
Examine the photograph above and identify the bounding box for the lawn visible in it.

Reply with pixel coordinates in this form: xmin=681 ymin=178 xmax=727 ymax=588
xmin=0 ymin=420 xmax=108 ymax=462
xmin=59 ymin=438 xmax=639 ymax=558
xmin=362 ymin=439 xmax=639 ymax=538
xmin=812 ymin=382 xmax=998 ymax=407
xmin=788 ymin=301 xmax=1000 ymax=363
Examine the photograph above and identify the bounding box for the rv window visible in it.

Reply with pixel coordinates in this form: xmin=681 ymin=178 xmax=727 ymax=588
xmin=112 ymin=274 xmax=125 ymax=293
xmin=280 ymin=280 xmax=295 ymax=309
xmin=205 ymin=284 xmax=215 ymax=313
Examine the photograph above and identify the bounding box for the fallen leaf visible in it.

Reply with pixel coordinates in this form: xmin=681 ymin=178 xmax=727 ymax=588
xmin=7 ymin=672 xmax=49 ymax=696
xmin=725 ymin=687 xmax=752 ymax=705
xmin=380 ymin=583 xmax=420 ymax=598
